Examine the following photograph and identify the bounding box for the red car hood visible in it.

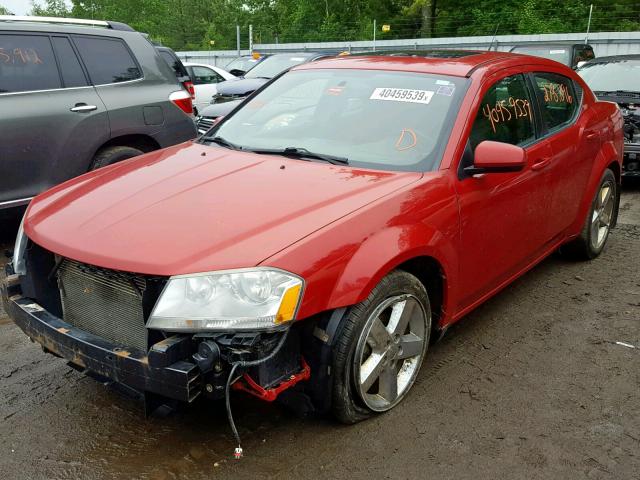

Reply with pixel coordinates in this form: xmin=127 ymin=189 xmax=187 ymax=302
xmin=25 ymin=142 xmax=420 ymax=276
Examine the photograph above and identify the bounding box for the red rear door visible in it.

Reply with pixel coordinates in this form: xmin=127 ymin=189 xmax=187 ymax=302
xmin=529 ymin=72 xmax=599 ymax=237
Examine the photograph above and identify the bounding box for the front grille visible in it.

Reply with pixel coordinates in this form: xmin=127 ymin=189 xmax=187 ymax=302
xmin=196 ymin=116 xmax=216 ymax=135
xmin=57 ymin=260 xmax=149 ymax=352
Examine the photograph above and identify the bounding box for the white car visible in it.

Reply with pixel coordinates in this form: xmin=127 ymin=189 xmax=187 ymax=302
xmin=183 ymin=62 xmax=236 ymax=114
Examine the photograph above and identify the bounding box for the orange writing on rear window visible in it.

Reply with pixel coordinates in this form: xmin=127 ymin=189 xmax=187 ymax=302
xmin=541 ymin=83 xmax=573 ymax=104
xmin=482 ymin=97 xmax=533 ymax=134
xmin=0 ymin=48 xmax=44 ymax=65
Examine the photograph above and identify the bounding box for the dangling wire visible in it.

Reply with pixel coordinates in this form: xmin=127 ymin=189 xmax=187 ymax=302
xmin=224 ymin=328 xmax=291 ymax=459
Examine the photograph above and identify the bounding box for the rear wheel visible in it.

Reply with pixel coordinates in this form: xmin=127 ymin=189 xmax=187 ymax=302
xmin=331 ymin=270 xmax=431 ymax=423
xmin=90 ymin=145 xmax=144 ymax=171
xmin=562 ymin=168 xmax=616 ymax=260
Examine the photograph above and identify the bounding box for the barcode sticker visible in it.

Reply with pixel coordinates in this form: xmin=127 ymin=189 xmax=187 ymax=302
xmin=370 ymin=88 xmax=434 ymax=105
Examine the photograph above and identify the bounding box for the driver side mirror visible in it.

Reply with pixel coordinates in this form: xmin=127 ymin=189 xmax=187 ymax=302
xmin=464 ymin=141 xmax=526 ymax=176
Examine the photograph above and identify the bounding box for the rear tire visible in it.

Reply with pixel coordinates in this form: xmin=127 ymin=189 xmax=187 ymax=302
xmin=561 ymin=168 xmax=616 ymax=260
xmin=90 ymin=146 xmax=144 ymax=171
xmin=331 ymin=270 xmax=431 ymax=424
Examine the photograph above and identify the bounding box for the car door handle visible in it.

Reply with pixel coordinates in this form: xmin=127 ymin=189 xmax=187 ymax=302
xmin=531 ymin=157 xmax=552 ymax=171
xmin=70 ymin=104 xmax=97 ymax=113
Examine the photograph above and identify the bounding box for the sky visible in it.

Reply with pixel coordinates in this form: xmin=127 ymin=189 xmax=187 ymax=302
xmin=2 ymin=0 xmax=72 ymax=15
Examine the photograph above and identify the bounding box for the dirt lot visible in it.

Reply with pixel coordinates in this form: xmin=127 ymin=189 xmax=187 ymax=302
xmin=1 ymin=185 xmax=639 ymax=480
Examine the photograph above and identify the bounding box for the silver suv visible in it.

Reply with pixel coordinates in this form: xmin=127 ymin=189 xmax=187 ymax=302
xmin=0 ymin=16 xmax=197 ymax=211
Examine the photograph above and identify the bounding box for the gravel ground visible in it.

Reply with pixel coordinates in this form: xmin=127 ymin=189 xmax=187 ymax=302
xmin=1 ymin=185 xmax=639 ymax=480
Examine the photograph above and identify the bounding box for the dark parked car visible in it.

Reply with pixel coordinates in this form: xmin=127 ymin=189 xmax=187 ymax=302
xmin=196 ymin=51 xmax=337 ymax=134
xmin=3 ymin=52 xmax=622 ymax=452
xmin=510 ymin=43 xmax=595 ymax=69
xmin=224 ymin=53 xmax=269 ymax=77
xmin=0 ymin=15 xmax=197 ymax=212
xmin=578 ymin=54 xmax=640 ymax=176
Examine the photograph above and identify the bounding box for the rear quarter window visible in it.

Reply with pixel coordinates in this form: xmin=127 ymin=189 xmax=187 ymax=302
xmin=532 ymin=72 xmax=578 ymax=132
xmin=0 ymin=34 xmax=61 ymax=93
xmin=73 ymin=36 xmax=141 ymax=85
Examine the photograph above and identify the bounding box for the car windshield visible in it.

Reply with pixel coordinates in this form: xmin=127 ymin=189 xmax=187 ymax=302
xmin=578 ymin=58 xmax=640 ymax=93
xmin=226 ymin=56 xmax=260 ymax=72
xmin=207 ymin=69 xmax=467 ymax=172
xmin=512 ymin=46 xmax=572 ymax=65
xmin=244 ymin=54 xmax=312 ymax=79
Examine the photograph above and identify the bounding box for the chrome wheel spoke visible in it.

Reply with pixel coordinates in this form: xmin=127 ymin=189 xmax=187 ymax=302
xmin=387 ymin=297 xmax=417 ymax=336
xmin=368 ymin=317 xmax=391 ymax=350
xmin=386 ymin=299 xmax=407 ymax=335
xmin=397 ymin=333 xmax=423 ymax=359
xmin=378 ymin=365 xmax=398 ymax=402
xmin=360 ymin=351 xmax=387 ymax=392
xmin=600 ymin=185 xmax=611 ymax=208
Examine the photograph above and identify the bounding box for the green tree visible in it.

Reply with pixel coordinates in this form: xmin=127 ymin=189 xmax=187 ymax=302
xmin=0 ymin=4 xmax=13 ymax=15
xmin=31 ymin=0 xmax=70 ymax=16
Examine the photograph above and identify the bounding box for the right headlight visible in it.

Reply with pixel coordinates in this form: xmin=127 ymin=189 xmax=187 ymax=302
xmin=12 ymin=214 xmax=27 ymax=276
xmin=147 ymin=268 xmax=304 ymax=332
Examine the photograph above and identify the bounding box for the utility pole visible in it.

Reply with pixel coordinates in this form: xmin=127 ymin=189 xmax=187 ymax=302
xmin=236 ymin=25 xmax=240 ymax=56
xmin=373 ymin=19 xmax=376 ymax=52
xmin=249 ymin=24 xmax=253 ymax=53
xmin=585 ymin=4 xmax=593 ymax=44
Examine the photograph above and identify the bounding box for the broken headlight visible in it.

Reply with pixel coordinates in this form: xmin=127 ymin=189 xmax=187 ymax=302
xmin=147 ymin=268 xmax=304 ymax=332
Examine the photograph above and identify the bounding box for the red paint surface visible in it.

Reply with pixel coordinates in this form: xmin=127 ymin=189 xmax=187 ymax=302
xmin=23 ymin=53 xmax=624 ymax=329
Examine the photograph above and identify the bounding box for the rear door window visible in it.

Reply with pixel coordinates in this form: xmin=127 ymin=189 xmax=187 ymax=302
xmin=190 ymin=66 xmax=224 ymax=85
xmin=73 ymin=36 xmax=141 ymax=85
xmin=532 ymin=72 xmax=578 ymax=132
xmin=51 ymin=36 xmax=88 ymax=88
xmin=0 ymin=34 xmax=61 ymax=93
xmin=470 ymin=74 xmax=536 ymax=150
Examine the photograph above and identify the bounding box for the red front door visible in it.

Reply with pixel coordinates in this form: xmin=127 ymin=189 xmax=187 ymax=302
xmin=454 ymin=73 xmax=556 ymax=313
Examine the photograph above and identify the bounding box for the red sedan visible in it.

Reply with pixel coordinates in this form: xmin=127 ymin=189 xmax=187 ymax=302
xmin=3 ymin=51 xmax=623 ymax=431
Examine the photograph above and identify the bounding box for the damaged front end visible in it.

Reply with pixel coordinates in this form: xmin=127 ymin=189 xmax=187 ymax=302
xmin=1 ymin=239 xmax=331 ymax=419
xmin=621 ymin=102 xmax=640 ymax=176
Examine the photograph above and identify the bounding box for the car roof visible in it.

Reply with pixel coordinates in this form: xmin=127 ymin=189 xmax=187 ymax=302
xmin=184 ymin=62 xmax=222 ymax=68
xmin=581 ymin=54 xmax=640 ymax=64
xmin=293 ymin=50 xmax=565 ymax=78
xmin=511 ymin=43 xmax=592 ymax=49
xmin=269 ymin=51 xmax=332 ymax=59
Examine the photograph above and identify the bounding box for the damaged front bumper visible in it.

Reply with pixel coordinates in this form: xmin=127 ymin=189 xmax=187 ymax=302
xmin=1 ymin=270 xmax=319 ymax=414
xmin=623 ymin=143 xmax=640 ymax=176
xmin=2 ymin=279 xmax=202 ymax=403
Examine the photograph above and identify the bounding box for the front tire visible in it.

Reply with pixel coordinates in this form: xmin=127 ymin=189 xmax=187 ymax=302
xmin=331 ymin=270 xmax=431 ymax=424
xmin=562 ymin=168 xmax=617 ymax=260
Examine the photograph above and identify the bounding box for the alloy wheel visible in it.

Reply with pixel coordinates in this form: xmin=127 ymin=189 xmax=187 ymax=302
xmin=590 ymin=179 xmax=615 ymax=251
xmin=353 ymin=294 xmax=428 ymax=412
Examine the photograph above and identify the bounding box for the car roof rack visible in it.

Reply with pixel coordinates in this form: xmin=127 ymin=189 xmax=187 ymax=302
xmin=0 ymin=15 xmax=135 ymax=31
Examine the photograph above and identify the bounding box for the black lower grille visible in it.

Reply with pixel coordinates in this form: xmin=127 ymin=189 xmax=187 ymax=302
xmin=57 ymin=260 xmax=149 ymax=352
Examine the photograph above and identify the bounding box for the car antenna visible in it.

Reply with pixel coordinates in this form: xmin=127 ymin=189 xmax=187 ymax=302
xmin=488 ymin=22 xmax=500 ymax=51
xmin=585 ymin=4 xmax=594 ymax=45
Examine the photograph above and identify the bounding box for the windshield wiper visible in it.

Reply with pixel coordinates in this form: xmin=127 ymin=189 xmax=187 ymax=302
xmin=201 ymin=135 xmax=243 ymax=150
xmin=247 ymin=146 xmax=349 ymax=165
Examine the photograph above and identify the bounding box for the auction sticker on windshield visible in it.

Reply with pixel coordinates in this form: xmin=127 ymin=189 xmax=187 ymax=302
xmin=370 ymin=87 xmax=434 ymax=104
